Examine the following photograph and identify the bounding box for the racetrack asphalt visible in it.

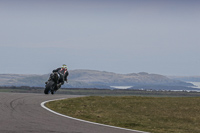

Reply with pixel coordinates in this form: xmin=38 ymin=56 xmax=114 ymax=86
xmin=0 ymin=92 xmax=149 ymax=133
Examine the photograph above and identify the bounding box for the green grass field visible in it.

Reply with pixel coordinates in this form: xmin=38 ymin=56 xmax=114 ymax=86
xmin=46 ymin=96 xmax=200 ymax=133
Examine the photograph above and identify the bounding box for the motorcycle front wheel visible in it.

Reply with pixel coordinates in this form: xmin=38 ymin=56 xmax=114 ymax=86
xmin=44 ymin=81 xmax=54 ymax=94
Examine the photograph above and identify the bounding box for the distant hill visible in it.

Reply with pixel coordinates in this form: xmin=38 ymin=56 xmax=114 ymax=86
xmin=69 ymin=70 xmax=192 ymax=86
xmin=0 ymin=69 xmax=195 ymax=90
xmin=0 ymin=74 xmax=47 ymax=87
xmin=168 ymin=76 xmax=200 ymax=82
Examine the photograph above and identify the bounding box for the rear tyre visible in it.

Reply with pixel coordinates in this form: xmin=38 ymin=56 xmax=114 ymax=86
xmin=51 ymin=90 xmax=55 ymax=95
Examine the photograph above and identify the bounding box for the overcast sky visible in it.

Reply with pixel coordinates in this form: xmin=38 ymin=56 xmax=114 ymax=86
xmin=0 ymin=0 xmax=200 ymax=76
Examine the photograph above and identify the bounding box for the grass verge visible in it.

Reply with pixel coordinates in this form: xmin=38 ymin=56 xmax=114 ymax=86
xmin=46 ymin=96 xmax=200 ymax=133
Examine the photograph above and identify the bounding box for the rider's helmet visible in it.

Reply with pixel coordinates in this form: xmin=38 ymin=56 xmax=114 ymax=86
xmin=62 ymin=64 xmax=67 ymax=70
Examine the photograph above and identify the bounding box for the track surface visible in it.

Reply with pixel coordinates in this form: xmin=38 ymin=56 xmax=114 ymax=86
xmin=0 ymin=92 xmax=147 ymax=133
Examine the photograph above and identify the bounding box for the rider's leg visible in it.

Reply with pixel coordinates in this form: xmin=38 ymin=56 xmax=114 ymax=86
xmin=56 ymin=81 xmax=64 ymax=90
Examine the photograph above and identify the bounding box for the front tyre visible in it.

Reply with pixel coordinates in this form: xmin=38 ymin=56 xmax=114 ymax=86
xmin=44 ymin=81 xmax=54 ymax=94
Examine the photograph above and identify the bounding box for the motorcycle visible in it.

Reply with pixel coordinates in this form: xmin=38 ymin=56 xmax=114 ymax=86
xmin=44 ymin=72 xmax=59 ymax=95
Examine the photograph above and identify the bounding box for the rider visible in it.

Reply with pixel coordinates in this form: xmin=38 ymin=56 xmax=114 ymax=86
xmin=46 ymin=64 xmax=69 ymax=91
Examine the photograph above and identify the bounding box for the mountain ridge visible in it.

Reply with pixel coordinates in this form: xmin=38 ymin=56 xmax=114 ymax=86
xmin=0 ymin=69 xmax=194 ymax=90
xmin=168 ymin=76 xmax=200 ymax=82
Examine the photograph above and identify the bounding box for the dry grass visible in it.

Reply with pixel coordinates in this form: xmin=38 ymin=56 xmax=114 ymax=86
xmin=46 ymin=96 xmax=200 ymax=133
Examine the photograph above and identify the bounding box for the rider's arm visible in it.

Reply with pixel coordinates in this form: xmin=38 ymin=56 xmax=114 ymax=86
xmin=64 ymin=71 xmax=69 ymax=82
xmin=52 ymin=68 xmax=61 ymax=72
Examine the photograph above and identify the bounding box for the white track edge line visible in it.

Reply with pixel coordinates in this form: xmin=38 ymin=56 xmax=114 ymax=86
xmin=41 ymin=98 xmax=150 ymax=133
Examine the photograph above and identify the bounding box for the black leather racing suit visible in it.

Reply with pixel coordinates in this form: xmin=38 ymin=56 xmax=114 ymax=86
xmin=52 ymin=67 xmax=69 ymax=88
